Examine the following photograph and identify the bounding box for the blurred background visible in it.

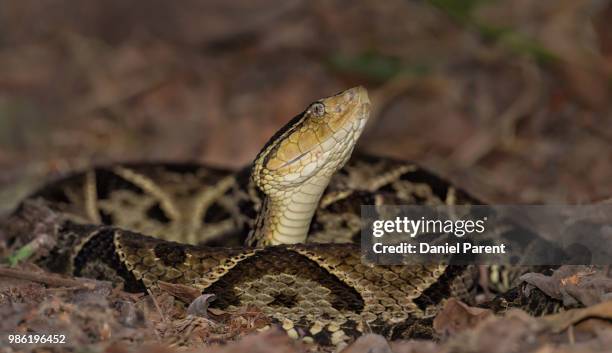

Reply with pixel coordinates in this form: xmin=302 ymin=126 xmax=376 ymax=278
xmin=0 ymin=0 xmax=611 ymax=213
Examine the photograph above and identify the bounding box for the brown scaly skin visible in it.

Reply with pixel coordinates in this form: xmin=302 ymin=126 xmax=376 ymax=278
xmin=26 ymin=154 xmax=479 ymax=247
xmin=4 ymin=87 xmax=548 ymax=347
xmin=31 ymin=221 xmax=476 ymax=346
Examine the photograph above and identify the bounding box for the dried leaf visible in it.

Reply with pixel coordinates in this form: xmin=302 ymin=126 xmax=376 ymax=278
xmin=433 ymin=298 xmax=493 ymax=337
xmin=521 ymin=266 xmax=612 ymax=307
xmin=341 ymin=334 xmax=392 ymax=353
xmin=542 ymin=300 xmax=612 ymax=333
xmin=187 ymin=294 xmax=217 ymax=318
xmin=157 ymin=280 xmax=202 ymax=303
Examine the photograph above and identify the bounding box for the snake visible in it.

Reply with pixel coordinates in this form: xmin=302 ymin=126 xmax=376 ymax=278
xmin=3 ymin=87 xmax=553 ymax=347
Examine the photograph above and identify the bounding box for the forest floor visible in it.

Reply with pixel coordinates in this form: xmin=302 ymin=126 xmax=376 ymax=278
xmin=0 ymin=0 xmax=611 ymax=352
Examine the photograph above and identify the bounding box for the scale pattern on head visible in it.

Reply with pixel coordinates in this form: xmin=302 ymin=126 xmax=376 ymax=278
xmin=249 ymin=87 xmax=371 ymax=245
xmin=253 ymin=86 xmax=370 ymax=185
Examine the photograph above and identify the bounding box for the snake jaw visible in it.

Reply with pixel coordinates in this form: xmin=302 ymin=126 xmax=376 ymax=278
xmin=249 ymin=87 xmax=370 ymax=246
xmin=255 ymin=86 xmax=370 ymax=183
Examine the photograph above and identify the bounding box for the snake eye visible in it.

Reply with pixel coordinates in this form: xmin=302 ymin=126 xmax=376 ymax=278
xmin=310 ymin=102 xmax=325 ymax=117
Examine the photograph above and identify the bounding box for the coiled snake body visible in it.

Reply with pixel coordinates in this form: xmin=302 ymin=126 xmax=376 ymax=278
xmin=7 ymin=87 xmax=510 ymax=346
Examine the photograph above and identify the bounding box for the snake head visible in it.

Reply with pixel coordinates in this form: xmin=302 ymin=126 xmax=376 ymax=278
xmin=253 ymin=86 xmax=371 ymax=192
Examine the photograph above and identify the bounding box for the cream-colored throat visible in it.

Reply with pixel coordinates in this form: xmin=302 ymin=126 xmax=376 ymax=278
xmin=251 ymin=173 xmax=330 ymax=246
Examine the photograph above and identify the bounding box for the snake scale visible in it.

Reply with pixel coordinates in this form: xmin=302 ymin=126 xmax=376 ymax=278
xmin=4 ymin=87 xmax=546 ymax=347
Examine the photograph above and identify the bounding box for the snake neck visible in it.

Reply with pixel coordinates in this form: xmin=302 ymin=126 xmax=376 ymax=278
xmin=248 ymin=174 xmax=331 ymax=246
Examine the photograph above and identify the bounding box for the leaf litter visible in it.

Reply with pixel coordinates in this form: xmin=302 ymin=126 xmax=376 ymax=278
xmin=0 ymin=0 xmax=612 ymax=352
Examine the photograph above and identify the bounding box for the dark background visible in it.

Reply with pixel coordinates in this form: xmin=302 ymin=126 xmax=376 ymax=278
xmin=1 ymin=0 xmax=611 ymax=213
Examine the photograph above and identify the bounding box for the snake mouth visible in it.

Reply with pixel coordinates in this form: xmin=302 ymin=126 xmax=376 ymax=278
xmin=281 ymin=149 xmax=311 ymax=168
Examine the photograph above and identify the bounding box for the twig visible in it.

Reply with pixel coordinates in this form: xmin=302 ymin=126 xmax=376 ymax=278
xmin=157 ymin=280 xmax=202 ymax=303
xmin=147 ymin=288 xmax=168 ymax=324
xmin=567 ymin=324 xmax=575 ymax=345
xmin=0 ymin=266 xmax=96 ymax=289
xmin=45 ymin=286 xmax=88 ymax=292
